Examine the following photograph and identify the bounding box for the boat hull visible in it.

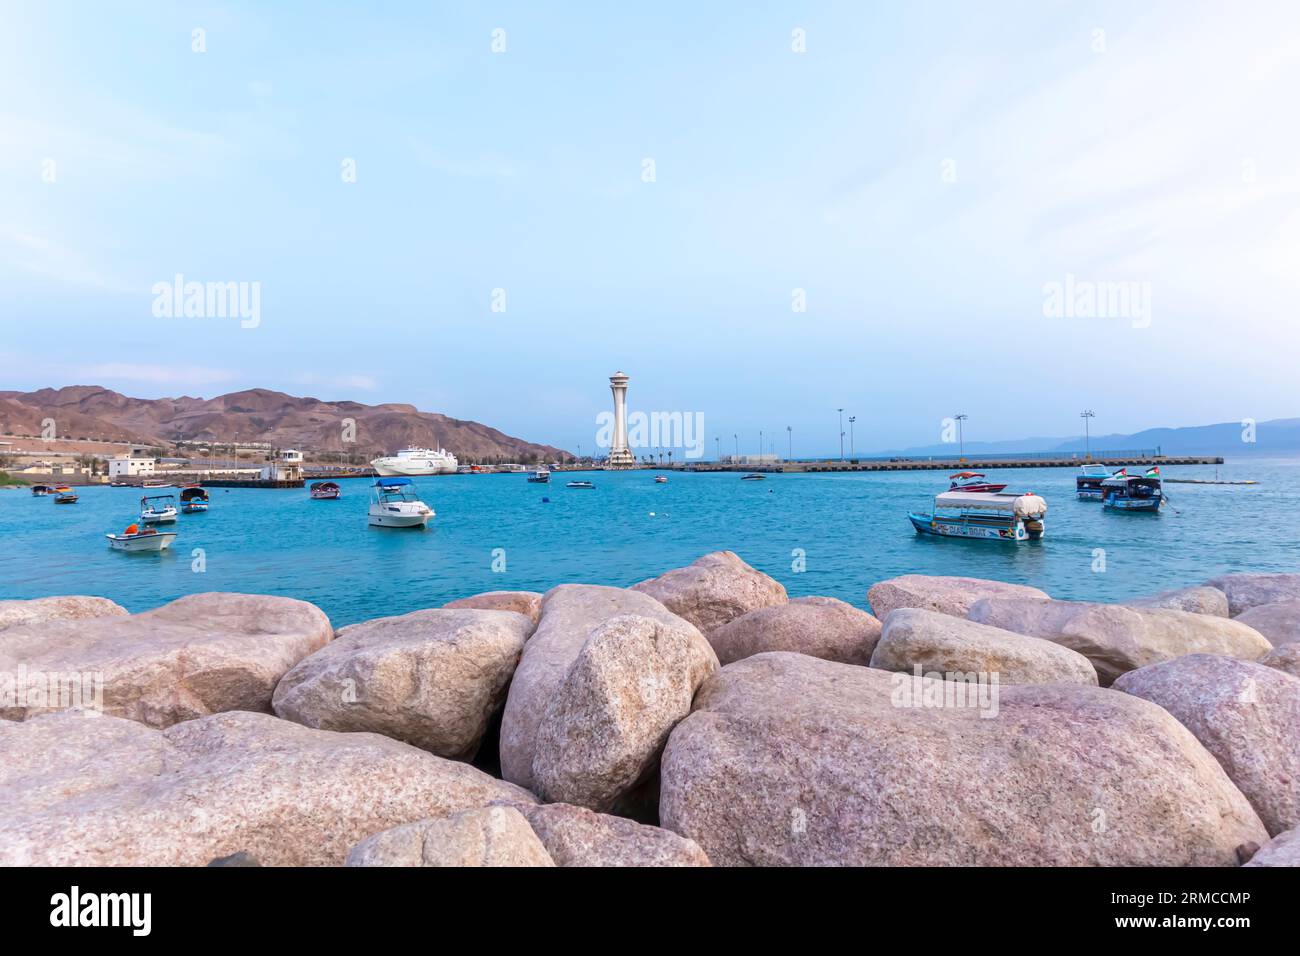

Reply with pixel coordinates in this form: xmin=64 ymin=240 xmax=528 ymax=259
xmin=1103 ymin=496 xmax=1162 ymax=511
xmin=181 ymin=504 xmax=208 ymax=513
xmin=107 ymin=532 xmax=176 ymax=552
xmin=140 ymin=510 xmax=178 ymax=524
xmin=368 ymin=506 xmax=433 ymax=528
xmin=908 ymin=512 xmax=1037 ymax=542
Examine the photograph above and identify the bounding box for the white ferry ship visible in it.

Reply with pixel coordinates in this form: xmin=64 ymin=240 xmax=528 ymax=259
xmin=369 ymin=447 xmax=459 ymax=476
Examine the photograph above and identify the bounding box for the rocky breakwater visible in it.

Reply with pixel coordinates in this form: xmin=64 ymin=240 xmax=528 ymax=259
xmin=0 ymin=561 xmax=1294 ymax=869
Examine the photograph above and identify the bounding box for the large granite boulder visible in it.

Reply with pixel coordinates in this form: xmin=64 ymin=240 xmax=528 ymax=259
xmin=0 ymin=711 xmax=535 ymax=866
xmin=518 ymin=802 xmax=710 ymax=866
xmin=1261 ymin=644 xmax=1300 ymax=680
xmin=1245 ymin=827 xmax=1300 ymax=867
xmin=1203 ymin=573 xmax=1300 ymax=617
xmin=1233 ymin=601 xmax=1300 ymax=649
xmin=0 ymin=596 xmax=127 ymax=632
xmin=632 ymin=551 xmax=787 ymax=633
xmin=0 ymin=593 xmax=332 ymax=726
xmin=1113 ymin=655 xmax=1300 ymax=835
xmin=531 ymin=614 xmax=718 ymax=812
xmin=499 ymin=584 xmax=701 ymax=791
xmin=867 ymin=575 xmax=1049 ymax=621
xmin=345 ymin=807 xmax=554 ymax=867
xmin=870 ymin=608 xmax=1097 ymax=685
xmin=967 ymin=597 xmax=1271 ymax=685
xmin=660 ymin=652 xmax=1266 ymax=866
xmin=1128 ymin=586 xmax=1229 ymax=617
xmin=705 ymin=596 xmax=881 ymax=666
xmin=273 ymin=608 xmax=531 ymax=759
xmin=443 ymin=591 xmax=543 ymax=627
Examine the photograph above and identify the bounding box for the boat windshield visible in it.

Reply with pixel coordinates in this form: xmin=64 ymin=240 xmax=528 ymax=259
xmin=375 ymin=483 xmax=420 ymax=503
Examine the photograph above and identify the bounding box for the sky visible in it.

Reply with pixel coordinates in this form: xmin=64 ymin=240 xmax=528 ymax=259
xmin=3 ymin=1 xmax=1299 ymax=457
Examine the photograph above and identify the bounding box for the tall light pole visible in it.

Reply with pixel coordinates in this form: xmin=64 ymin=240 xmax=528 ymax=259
xmin=848 ymin=416 xmax=856 ymax=458
xmin=759 ymin=429 xmax=764 ymax=461
xmin=954 ymin=413 xmax=968 ymax=459
xmin=1081 ymin=410 xmax=1095 ymax=459
xmin=715 ymin=436 xmax=721 ymax=462
xmin=837 ymin=408 xmax=844 ymax=461
xmin=733 ymin=433 xmax=739 ymax=462
xmin=786 ymin=425 xmax=792 ymax=461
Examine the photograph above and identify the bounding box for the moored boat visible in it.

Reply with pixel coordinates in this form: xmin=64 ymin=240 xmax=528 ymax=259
xmin=368 ymin=478 xmax=434 ymax=527
xmin=309 ymin=481 xmax=341 ymax=500
xmin=741 ymin=473 xmax=766 ymax=481
xmin=909 ymin=490 xmax=1047 ymax=542
xmin=106 ymin=523 xmax=176 ymax=552
xmin=654 ymin=475 xmax=668 ymax=483
xmin=948 ymin=471 xmax=1007 ymax=494
xmin=565 ymin=480 xmax=594 ymax=489
xmin=31 ymin=484 xmax=54 ymax=497
xmin=1102 ymin=467 xmax=1164 ymax=512
xmin=142 ymin=479 xmax=175 ymax=490
xmin=527 ymin=469 xmax=551 ymax=483
xmin=180 ymin=486 xmax=210 ymax=513
xmin=1076 ymin=464 xmax=1111 ymax=500
xmin=54 ymin=488 xmax=79 ymax=504
xmin=140 ymin=494 xmax=179 ymax=524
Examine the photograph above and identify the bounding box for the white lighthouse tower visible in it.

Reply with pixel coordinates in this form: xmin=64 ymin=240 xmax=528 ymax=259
xmin=606 ymin=371 xmax=636 ymax=469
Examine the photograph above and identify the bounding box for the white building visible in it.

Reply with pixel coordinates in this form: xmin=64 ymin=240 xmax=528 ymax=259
xmin=259 ymin=449 xmax=304 ymax=481
xmin=108 ymin=457 xmax=156 ymax=478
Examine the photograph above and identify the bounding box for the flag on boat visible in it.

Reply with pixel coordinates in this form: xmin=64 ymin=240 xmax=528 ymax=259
xmin=1145 ymin=466 xmax=1160 ymax=477
xmin=1111 ymin=468 xmax=1128 ymax=477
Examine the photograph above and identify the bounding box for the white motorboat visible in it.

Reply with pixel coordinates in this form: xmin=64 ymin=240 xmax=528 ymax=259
xmin=106 ymin=526 xmax=177 ymax=552
xmin=368 ymin=478 xmax=434 ymax=528
xmin=370 ymin=447 xmax=458 ymax=476
xmin=140 ymin=494 xmax=179 ymax=524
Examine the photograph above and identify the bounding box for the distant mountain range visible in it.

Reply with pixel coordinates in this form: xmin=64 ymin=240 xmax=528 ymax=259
xmin=875 ymin=418 xmax=1300 ymax=458
xmin=0 ymin=386 xmax=569 ymax=462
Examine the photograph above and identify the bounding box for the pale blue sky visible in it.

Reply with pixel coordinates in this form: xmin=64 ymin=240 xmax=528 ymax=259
xmin=3 ymin=1 xmax=1299 ymax=455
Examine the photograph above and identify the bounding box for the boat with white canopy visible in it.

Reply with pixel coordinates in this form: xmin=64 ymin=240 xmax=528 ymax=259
xmin=909 ymin=490 xmax=1047 ymax=542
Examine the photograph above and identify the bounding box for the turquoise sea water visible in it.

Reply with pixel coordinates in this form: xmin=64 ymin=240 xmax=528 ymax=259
xmin=2 ymin=461 xmax=1297 ymax=627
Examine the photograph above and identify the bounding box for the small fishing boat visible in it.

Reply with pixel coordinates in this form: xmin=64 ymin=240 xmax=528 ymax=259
xmin=140 ymin=494 xmax=179 ymax=524
xmin=31 ymin=484 xmax=54 ymax=497
xmin=566 ymin=480 xmax=595 ymax=489
xmin=179 ymin=486 xmax=210 ymax=513
xmin=1102 ymin=468 xmax=1164 ymax=512
xmin=368 ymin=478 xmax=434 ymax=528
xmin=309 ymin=481 xmax=341 ymax=500
xmin=909 ymin=490 xmax=1047 ymax=542
xmin=654 ymin=475 xmax=668 ymax=483
xmin=527 ymin=469 xmax=551 ymax=484
xmin=948 ymin=471 xmax=1007 ymax=494
xmin=1075 ymin=464 xmax=1111 ymax=500
xmin=106 ymin=523 xmax=176 ymax=552
xmin=741 ymin=473 xmax=766 ymax=481
xmin=54 ymin=488 xmax=79 ymax=504
xmin=142 ymin=479 xmax=175 ymax=490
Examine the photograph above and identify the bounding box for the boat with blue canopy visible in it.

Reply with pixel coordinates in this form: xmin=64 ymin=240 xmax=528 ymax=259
xmin=1075 ymin=464 xmax=1111 ymax=500
xmin=368 ymin=477 xmax=434 ymax=527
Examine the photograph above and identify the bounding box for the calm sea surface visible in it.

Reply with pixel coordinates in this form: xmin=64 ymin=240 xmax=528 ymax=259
xmin=2 ymin=460 xmax=1297 ymax=627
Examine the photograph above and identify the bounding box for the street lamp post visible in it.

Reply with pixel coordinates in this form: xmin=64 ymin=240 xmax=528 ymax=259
xmin=837 ymin=408 xmax=844 ymax=461
xmin=786 ymin=426 xmax=792 ymax=461
xmin=759 ymin=430 xmax=764 ymax=462
xmin=849 ymin=416 xmax=856 ymax=458
xmin=954 ymin=414 xmax=968 ymax=459
xmin=715 ymin=436 xmax=721 ymax=462
xmin=733 ymin=433 xmax=739 ymax=462
xmin=1081 ymin=410 xmax=1095 ymax=459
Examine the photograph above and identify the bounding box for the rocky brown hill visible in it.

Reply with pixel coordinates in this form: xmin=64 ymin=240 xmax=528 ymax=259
xmin=0 ymin=386 xmax=569 ymax=462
